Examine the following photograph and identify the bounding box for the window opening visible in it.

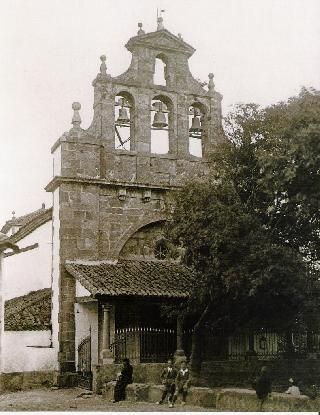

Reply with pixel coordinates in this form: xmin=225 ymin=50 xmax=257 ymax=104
xmin=189 ymin=105 xmax=203 ymax=157
xmin=153 ymin=57 xmax=167 ymax=86
xmin=115 ymin=95 xmax=132 ymax=150
xmin=151 ymin=99 xmax=169 ymax=154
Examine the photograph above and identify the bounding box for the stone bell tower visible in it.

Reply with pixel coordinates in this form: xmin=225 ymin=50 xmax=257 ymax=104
xmin=46 ymin=19 xmax=223 ymax=383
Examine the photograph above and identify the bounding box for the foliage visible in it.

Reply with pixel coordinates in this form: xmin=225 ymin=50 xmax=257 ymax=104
xmin=167 ymin=88 xmax=320 ymax=332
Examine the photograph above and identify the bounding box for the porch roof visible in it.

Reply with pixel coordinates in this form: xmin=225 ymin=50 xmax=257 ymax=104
xmin=65 ymin=260 xmax=195 ymax=299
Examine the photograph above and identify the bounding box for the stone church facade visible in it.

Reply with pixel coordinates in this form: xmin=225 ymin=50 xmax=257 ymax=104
xmin=45 ymin=19 xmax=223 ymax=386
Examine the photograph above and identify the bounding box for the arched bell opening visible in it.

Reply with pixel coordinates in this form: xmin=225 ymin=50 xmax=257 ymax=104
xmin=150 ymin=95 xmax=172 ymax=154
xmin=114 ymin=92 xmax=134 ymax=151
xmin=188 ymin=102 xmax=207 ymax=158
xmin=153 ymin=53 xmax=168 ymax=86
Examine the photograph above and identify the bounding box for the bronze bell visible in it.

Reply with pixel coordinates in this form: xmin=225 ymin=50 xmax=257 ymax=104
xmin=152 ymin=111 xmax=168 ymax=129
xmin=117 ymin=107 xmax=130 ymax=125
xmin=189 ymin=116 xmax=202 ymax=133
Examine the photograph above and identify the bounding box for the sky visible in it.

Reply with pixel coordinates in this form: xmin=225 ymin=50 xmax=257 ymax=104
xmin=0 ymin=0 xmax=319 ymax=227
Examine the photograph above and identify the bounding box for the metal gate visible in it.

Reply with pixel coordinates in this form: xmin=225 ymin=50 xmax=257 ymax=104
xmin=77 ymin=335 xmax=92 ymax=390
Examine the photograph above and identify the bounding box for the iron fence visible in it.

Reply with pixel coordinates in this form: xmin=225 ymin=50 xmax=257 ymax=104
xmin=109 ymin=326 xmax=320 ymax=363
xmin=201 ymin=328 xmax=320 ymax=361
xmin=110 ymin=327 xmax=176 ymax=363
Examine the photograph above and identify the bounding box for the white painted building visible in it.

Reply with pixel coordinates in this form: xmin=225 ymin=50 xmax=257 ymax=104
xmin=0 ymin=205 xmax=58 ymax=377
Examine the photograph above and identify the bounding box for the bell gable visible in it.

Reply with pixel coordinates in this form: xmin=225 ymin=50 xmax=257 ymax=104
xmin=126 ymin=29 xmax=195 ymax=57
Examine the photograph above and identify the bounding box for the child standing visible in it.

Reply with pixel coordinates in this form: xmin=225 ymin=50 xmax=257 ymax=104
xmin=171 ymin=361 xmax=190 ymax=408
xmin=156 ymin=358 xmax=177 ymax=406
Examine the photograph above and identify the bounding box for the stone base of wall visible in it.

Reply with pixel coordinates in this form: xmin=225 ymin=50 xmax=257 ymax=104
xmin=102 ymin=381 xmax=319 ymax=410
xmin=0 ymin=371 xmax=56 ymax=393
xmin=94 ymin=363 xmax=164 ymax=393
xmin=55 ymin=372 xmax=78 ymax=388
xmin=201 ymin=359 xmax=320 ymax=389
xmin=215 ymin=388 xmax=318 ymax=411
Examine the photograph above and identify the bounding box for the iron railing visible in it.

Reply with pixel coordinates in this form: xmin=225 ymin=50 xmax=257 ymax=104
xmin=201 ymin=328 xmax=320 ymax=361
xmin=110 ymin=327 xmax=176 ymax=363
xmin=109 ymin=326 xmax=320 ymax=363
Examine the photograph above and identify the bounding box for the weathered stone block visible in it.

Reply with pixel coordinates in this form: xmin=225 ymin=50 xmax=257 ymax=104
xmin=148 ymin=384 xmax=165 ymax=402
xmin=62 ymin=159 xmax=81 ymax=170
xmin=0 ymin=372 xmax=23 ymax=391
xmin=60 ymin=191 xmax=70 ymax=203
xmin=0 ymin=371 xmax=55 ymax=392
xmin=77 ymin=238 xmax=96 ymax=250
xmin=215 ymin=388 xmax=318 ymax=411
xmin=187 ymin=387 xmax=216 ymax=408
xmin=65 ymin=143 xmax=77 ymax=151
xmin=56 ymin=372 xmax=78 ymax=388
xmin=126 ymin=383 xmax=150 ymax=402
xmin=102 ymin=380 xmax=116 ymax=400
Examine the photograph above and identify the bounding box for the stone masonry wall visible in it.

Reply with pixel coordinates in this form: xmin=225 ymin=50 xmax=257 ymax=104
xmin=47 ymin=27 xmax=224 ymax=380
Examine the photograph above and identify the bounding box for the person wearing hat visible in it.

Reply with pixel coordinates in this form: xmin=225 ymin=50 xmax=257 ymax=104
xmin=285 ymin=378 xmax=301 ymax=396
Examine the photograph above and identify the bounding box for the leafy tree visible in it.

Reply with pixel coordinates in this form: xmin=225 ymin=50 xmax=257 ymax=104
xmin=166 ymin=88 xmax=320 ymax=371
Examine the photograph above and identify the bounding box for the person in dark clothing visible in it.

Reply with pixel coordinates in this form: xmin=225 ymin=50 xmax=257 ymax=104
xmin=171 ymin=361 xmax=190 ymax=407
xmin=254 ymin=366 xmax=272 ymax=409
xmin=113 ymin=358 xmax=133 ymax=403
xmin=156 ymin=359 xmax=177 ymax=405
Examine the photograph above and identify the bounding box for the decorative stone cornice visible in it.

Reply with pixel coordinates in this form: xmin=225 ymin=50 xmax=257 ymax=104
xmin=45 ymin=175 xmax=181 ymax=193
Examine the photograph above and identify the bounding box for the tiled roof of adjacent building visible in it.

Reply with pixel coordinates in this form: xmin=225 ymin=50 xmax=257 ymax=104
xmin=66 ymin=260 xmax=195 ymax=299
xmin=1 ymin=204 xmax=52 ymax=243
xmin=4 ymin=288 xmax=51 ymax=331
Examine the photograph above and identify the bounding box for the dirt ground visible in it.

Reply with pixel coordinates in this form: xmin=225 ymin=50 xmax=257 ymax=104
xmin=0 ymin=388 xmax=213 ymax=412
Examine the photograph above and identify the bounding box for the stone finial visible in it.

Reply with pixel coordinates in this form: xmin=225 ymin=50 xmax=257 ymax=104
xmin=100 ymin=55 xmax=107 ymax=75
xmin=137 ymin=22 xmax=145 ymax=35
xmin=41 ymin=203 xmax=45 ymax=209
xmin=208 ymin=73 xmax=215 ymax=94
xmin=11 ymin=211 xmax=16 ymax=219
xmin=178 ymin=33 xmax=183 ymax=40
xmin=157 ymin=16 xmax=164 ymax=31
xmin=71 ymin=102 xmax=81 ymax=128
